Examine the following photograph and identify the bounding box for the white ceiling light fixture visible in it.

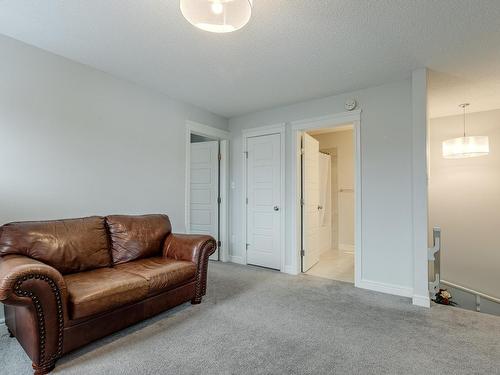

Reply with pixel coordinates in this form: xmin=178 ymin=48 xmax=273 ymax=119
xmin=180 ymin=0 xmax=253 ymax=33
xmin=442 ymin=103 xmax=489 ymax=159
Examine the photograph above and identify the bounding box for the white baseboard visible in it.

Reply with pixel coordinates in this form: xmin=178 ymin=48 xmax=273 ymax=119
xmin=356 ymin=279 xmax=413 ymax=298
xmin=339 ymin=243 xmax=355 ymax=253
xmin=412 ymin=294 xmax=431 ymax=308
xmin=229 ymin=255 xmax=245 ymax=265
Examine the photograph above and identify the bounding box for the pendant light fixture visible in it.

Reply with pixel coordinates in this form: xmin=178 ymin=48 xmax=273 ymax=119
xmin=442 ymin=103 xmax=489 ymax=159
xmin=180 ymin=0 xmax=253 ymax=33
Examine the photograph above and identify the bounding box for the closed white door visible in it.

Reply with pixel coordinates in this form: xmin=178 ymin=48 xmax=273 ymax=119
xmin=190 ymin=141 xmax=219 ymax=261
xmin=246 ymin=133 xmax=281 ymax=270
xmin=302 ymin=133 xmax=320 ymax=272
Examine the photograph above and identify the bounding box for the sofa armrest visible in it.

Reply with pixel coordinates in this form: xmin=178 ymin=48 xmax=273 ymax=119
xmin=0 ymin=254 xmax=67 ymax=371
xmin=162 ymin=233 xmax=216 ymax=303
xmin=0 ymin=255 xmax=67 ymax=301
xmin=162 ymin=233 xmax=216 ymax=263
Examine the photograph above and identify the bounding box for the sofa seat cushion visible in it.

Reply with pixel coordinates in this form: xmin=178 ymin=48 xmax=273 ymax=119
xmin=64 ymin=267 xmax=149 ymax=320
xmin=116 ymin=257 xmax=196 ymax=295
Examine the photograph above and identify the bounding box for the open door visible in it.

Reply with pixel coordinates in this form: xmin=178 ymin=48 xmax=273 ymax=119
xmin=189 ymin=140 xmax=219 ymax=261
xmin=301 ymin=133 xmax=320 ymax=272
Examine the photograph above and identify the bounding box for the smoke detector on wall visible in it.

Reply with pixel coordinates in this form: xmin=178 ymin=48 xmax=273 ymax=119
xmin=345 ymin=99 xmax=357 ymax=111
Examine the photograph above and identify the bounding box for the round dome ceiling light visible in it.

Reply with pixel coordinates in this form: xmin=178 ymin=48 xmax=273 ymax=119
xmin=180 ymin=0 xmax=253 ymax=33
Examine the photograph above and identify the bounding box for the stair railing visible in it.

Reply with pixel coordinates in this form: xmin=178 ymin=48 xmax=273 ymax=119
xmin=428 ymin=227 xmax=441 ymax=300
xmin=428 ymin=226 xmax=500 ymax=312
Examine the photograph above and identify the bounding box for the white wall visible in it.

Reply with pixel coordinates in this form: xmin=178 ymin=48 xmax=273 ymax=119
xmin=429 ymin=109 xmax=500 ymax=299
xmin=0 ymin=35 xmax=227 ymax=321
xmin=229 ymin=79 xmax=419 ymax=296
xmin=0 ymin=35 xmax=227 ymax=227
xmin=313 ymin=130 xmax=355 ymax=252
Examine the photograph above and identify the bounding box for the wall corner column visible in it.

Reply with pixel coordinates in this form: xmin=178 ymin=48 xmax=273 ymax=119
xmin=411 ymin=68 xmax=430 ymax=308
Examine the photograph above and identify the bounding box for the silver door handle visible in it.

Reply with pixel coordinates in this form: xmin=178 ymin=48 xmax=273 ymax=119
xmin=274 ymin=206 xmax=280 ymax=211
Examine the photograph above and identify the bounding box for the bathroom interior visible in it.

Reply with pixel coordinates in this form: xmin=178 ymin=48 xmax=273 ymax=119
xmin=302 ymin=125 xmax=355 ymax=283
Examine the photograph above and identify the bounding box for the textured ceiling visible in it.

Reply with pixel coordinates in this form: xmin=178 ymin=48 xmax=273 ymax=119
xmin=1 ymin=1 xmax=500 ymax=118
xmin=428 ymin=70 xmax=500 ymax=119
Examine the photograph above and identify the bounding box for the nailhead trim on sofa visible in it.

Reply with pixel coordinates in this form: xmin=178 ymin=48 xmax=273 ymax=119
xmin=14 ymin=274 xmax=64 ymax=369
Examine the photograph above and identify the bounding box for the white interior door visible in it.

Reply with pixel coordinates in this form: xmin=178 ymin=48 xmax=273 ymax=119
xmin=190 ymin=140 xmax=219 ymax=261
xmin=302 ymin=133 xmax=320 ymax=272
xmin=246 ymin=133 xmax=281 ymax=270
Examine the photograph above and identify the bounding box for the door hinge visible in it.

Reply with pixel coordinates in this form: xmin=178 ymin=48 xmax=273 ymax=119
xmin=218 ymin=153 xmax=222 ymax=161
xmin=246 ymin=197 xmax=248 ymax=204
xmin=300 ymin=198 xmax=305 ymax=206
xmin=300 ymin=148 xmax=305 ymax=155
xmin=246 ymin=243 xmax=250 ymax=250
xmin=217 ymin=240 xmax=222 ymax=248
xmin=217 ymin=197 xmax=222 ymax=204
xmin=244 ymin=151 xmax=248 ymax=159
xmin=301 ymin=249 xmax=305 ymax=256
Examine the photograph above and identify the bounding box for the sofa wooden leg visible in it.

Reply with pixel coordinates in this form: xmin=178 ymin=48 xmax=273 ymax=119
xmin=32 ymin=361 xmax=56 ymax=375
xmin=191 ymin=296 xmax=202 ymax=304
xmin=7 ymin=328 xmax=14 ymax=338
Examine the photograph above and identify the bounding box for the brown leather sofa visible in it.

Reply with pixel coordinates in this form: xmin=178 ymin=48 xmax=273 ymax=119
xmin=0 ymin=214 xmax=215 ymax=375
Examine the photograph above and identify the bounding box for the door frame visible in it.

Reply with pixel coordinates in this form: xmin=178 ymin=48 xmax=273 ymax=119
xmin=242 ymin=123 xmax=286 ymax=271
xmin=290 ymin=110 xmax=362 ymax=287
xmin=185 ymin=120 xmax=230 ymax=262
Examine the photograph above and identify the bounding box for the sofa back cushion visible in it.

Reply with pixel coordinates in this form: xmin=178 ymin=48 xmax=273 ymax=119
xmin=105 ymin=214 xmax=171 ymax=265
xmin=0 ymin=216 xmax=111 ymax=274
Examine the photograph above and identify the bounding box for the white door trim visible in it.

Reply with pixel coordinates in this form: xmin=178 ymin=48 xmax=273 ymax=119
xmin=242 ymin=123 xmax=286 ymax=271
xmin=187 ymin=120 xmax=230 ymax=140
xmin=289 ymin=111 xmax=362 ymax=289
xmin=291 ymin=110 xmax=361 ymax=131
xmin=185 ymin=121 xmax=230 ymax=262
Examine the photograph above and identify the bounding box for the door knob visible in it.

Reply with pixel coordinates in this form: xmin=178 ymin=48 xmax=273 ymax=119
xmin=274 ymin=206 xmax=280 ymax=211
xmin=318 ymin=205 xmax=323 ymax=210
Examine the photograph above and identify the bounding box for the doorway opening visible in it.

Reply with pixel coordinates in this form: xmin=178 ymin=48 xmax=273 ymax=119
xmin=427 ymin=71 xmax=500 ymax=315
xmin=185 ymin=121 xmax=229 ymax=262
xmin=300 ymin=125 xmax=356 ymax=283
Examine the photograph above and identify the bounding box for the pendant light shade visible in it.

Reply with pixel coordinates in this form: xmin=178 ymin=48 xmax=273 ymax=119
xmin=180 ymin=0 xmax=253 ymax=33
xmin=442 ymin=135 xmax=489 ymax=159
xmin=442 ymin=103 xmax=490 ymax=159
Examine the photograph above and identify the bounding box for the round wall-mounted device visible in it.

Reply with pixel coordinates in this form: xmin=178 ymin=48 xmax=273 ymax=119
xmin=345 ymin=99 xmax=357 ymax=111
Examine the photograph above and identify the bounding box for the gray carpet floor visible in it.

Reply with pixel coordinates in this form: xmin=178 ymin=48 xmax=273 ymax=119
xmin=1 ymin=262 xmax=499 ymax=374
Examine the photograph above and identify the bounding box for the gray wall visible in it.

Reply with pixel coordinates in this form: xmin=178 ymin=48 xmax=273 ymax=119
xmin=429 ymin=109 xmax=500 ymax=299
xmin=228 ymin=79 xmax=417 ymax=293
xmin=0 ymin=35 xmax=227 ymax=321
